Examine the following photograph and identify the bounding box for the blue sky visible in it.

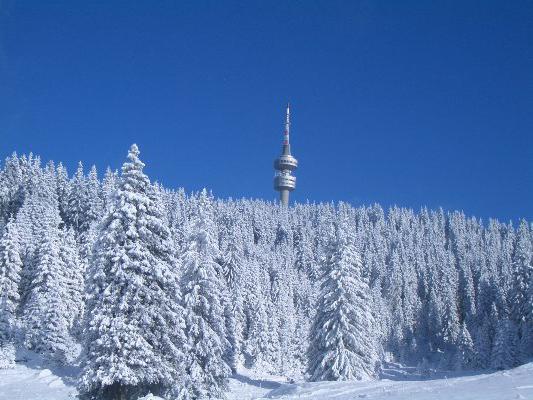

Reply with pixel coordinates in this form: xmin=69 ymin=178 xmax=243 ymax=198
xmin=0 ymin=1 xmax=531 ymax=222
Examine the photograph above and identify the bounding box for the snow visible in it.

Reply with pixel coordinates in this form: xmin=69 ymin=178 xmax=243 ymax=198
xmin=0 ymin=351 xmax=76 ymax=400
xmin=227 ymin=364 xmax=533 ymax=400
xmin=1 ymin=354 xmax=533 ymax=400
xmin=227 ymin=367 xmax=288 ymax=399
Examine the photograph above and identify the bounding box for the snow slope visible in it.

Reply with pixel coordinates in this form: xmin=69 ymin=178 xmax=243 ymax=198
xmin=229 ymin=363 xmax=533 ymax=400
xmin=261 ymin=363 xmax=533 ymax=400
xmin=1 ymin=354 xmax=533 ymax=400
xmin=0 ymin=350 xmax=77 ymax=400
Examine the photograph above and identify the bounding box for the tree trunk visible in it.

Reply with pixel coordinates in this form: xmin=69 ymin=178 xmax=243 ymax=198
xmin=116 ymin=384 xmax=126 ymax=400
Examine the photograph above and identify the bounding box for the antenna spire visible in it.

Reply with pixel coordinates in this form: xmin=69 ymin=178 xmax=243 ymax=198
xmin=284 ymin=102 xmax=290 ymax=145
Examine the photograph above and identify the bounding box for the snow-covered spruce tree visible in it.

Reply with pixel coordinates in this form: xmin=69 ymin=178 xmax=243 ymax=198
xmin=472 ymin=317 xmax=492 ymax=369
xmin=180 ymin=188 xmax=231 ymax=398
xmin=22 ymin=209 xmax=71 ymax=362
xmin=0 ymin=218 xmax=23 ymax=368
xmin=86 ymin=165 xmax=104 ymax=223
xmin=452 ymin=322 xmax=474 ymax=370
xmin=20 ymin=169 xmax=75 ymax=363
xmin=79 ymin=145 xmax=187 ymax=400
xmin=221 ymin=235 xmax=242 ymax=291
xmin=222 ymin=290 xmax=239 ymax=375
xmin=527 ymin=267 xmax=533 ymax=359
xmin=220 ymin=227 xmax=245 ymax=370
xmin=59 ymin=227 xmax=85 ymax=331
xmin=510 ymin=221 xmax=531 ymax=322
xmin=491 ymin=318 xmax=518 ymax=370
xmin=450 ymin=213 xmax=477 ymax=334
xmin=102 ymin=167 xmax=118 ymax=210
xmin=66 ymin=162 xmax=90 ymax=233
xmin=510 ymin=220 xmax=532 ymax=360
xmin=242 ymin=288 xmax=269 ymax=369
xmin=0 ymin=153 xmax=24 ymax=221
xmin=14 ymin=169 xmax=54 ymax=300
xmin=0 ymin=152 xmax=41 ymax=222
xmin=307 ymin=220 xmax=378 ymax=381
xmin=294 ymin=222 xmax=314 ymax=276
xmin=55 ymin=162 xmax=71 ymax=223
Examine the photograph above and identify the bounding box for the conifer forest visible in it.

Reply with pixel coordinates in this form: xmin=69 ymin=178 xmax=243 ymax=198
xmin=0 ymin=145 xmax=531 ymax=399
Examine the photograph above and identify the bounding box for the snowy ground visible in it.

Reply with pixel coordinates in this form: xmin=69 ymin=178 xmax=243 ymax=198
xmin=229 ymin=362 xmax=533 ymax=400
xmin=1 ymin=352 xmax=533 ymax=400
xmin=0 ymin=350 xmax=77 ymax=400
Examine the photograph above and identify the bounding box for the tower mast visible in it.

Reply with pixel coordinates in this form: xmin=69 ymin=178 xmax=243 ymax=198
xmin=274 ymin=103 xmax=298 ymax=206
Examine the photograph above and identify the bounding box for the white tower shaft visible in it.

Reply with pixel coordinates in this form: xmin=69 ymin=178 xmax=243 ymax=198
xmin=274 ymin=103 xmax=298 ymax=206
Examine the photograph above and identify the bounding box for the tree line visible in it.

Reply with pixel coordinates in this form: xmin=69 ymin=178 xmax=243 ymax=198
xmin=0 ymin=145 xmax=531 ymax=399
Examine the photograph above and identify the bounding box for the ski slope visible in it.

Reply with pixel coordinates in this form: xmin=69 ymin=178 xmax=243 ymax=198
xmin=1 ymin=353 xmax=532 ymax=400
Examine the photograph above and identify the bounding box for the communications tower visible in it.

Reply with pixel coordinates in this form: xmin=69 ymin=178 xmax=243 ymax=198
xmin=274 ymin=103 xmax=298 ymax=206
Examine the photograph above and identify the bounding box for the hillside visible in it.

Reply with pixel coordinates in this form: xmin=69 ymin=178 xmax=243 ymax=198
xmin=1 ymin=351 xmax=532 ymax=400
xmin=0 ymin=149 xmax=531 ymax=398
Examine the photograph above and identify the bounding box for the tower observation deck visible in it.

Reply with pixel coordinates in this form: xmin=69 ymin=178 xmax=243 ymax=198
xmin=274 ymin=103 xmax=298 ymax=206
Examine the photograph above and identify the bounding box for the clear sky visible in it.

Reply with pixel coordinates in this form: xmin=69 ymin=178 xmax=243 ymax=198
xmin=1 ymin=1 xmax=531 ymax=222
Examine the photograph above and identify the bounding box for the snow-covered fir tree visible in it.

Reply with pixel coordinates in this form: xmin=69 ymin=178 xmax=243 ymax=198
xmin=79 ymin=145 xmax=187 ymax=400
xmin=453 ymin=322 xmax=474 ymax=370
xmin=0 ymin=218 xmax=23 ymax=367
xmin=510 ymin=220 xmax=533 ymax=360
xmin=491 ymin=318 xmax=518 ymax=370
xmin=59 ymin=227 xmax=85 ymax=330
xmin=179 ymin=188 xmax=231 ymax=399
xmin=66 ymin=162 xmax=90 ymax=233
xmin=22 ymin=203 xmax=71 ymax=362
xmin=221 ymin=233 xmax=242 ymax=291
xmin=308 ymin=219 xmax=378 ymax=381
